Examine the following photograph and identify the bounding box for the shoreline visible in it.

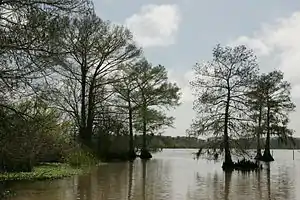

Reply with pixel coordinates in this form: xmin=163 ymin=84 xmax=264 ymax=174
xmin=0 ymin=163 xmax=86 ymax=182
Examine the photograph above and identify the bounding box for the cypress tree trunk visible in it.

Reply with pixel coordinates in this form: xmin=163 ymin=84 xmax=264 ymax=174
xmin=79 ymin=73 xmax=87 ymax=141
xmin=140 ymin=103 xmax=152 ymax=159
xmin=223 ymin=91 xmax=233 ymax=166
xmin=142 ymin=108 xmax=147 ymax=150
xmin=262 ymin=106 xmax=274 ymax=161
xmin=128 ymin=101 xmax=136 ymax=159
xmin=255 ymin=106 xmax=263 ymax=159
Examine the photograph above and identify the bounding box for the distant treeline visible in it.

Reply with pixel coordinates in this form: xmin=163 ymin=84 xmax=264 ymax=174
xmin=134 ymin=135 xmax=205 ymax=149
xmin=233 ymin=137 xmax=300 ymax=150
xmin=134 ymin=135 xmax=300 ymax=150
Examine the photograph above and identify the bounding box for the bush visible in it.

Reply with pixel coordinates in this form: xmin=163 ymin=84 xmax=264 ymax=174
xmin=0 ymin=107 xmax=37 ymax=172
xmin=35 ymin=122 xmax=74 ymax=163
xmin=65 ymin=148 xmax=97 ymax=167
xmin=0 ymin=99 xmax=74 ymax=172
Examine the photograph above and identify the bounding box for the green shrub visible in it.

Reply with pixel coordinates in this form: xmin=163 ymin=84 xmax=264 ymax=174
xmin=65 ymin=148 xmax=97 ymax=167
xmin=0 ymin=99 xmax=74 ymax=172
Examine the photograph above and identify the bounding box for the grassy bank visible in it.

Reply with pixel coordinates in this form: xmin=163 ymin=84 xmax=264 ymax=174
xmin=0 ymin=163 xmax=84 ymax=181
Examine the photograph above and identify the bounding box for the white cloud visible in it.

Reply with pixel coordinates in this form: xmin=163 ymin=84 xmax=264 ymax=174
xmin=231 ymin=11 xmax=300 ymax=135
xmin=230 ymin=36 xmax=271 ymax=56
xmin=231 ymin=12 xmax=300 ymax=84
xmin=168 ymin=69 xmax=195 ymax=103
xmin=125 ymin=4 xmax=181 ymax=48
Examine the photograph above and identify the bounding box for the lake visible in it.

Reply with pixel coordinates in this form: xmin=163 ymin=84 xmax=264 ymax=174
xmin=2 ymin=149 xmax=300 ymax=200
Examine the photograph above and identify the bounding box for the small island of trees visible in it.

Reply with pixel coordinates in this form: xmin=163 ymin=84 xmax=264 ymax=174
xmin=188 ymin=44 xmax=295 ymax=170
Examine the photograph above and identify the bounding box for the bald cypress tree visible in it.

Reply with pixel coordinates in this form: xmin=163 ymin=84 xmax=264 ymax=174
xmin=190 ymin=44 xmax=258 ymax=167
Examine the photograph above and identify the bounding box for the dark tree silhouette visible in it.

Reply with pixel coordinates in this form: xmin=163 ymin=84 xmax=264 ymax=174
xmin=46 ymin=12 xmax=140 ymax=144
xmin=189 ymin=44 xmax=258 ymax=167
xmin=131 ymin=59 xmax=180 ymax=159
xmin=259 ymin=71 xmax=295 ymax=161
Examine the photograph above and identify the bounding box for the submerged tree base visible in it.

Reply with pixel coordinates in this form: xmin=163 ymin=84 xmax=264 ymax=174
xmin=101 ymin=151 xmax=137 ymax=162
xmin=254 ymin=152 xmax=263 ymax=160
xmin=260 ymin=151 xmax=274 ymax=162
xmin=222 ymin=159 xmax=262 ymax=172
xmin=139 ymin=149 xmax=152 ymax=160
xmin=128 ymin=151 xmax=138 ymax=161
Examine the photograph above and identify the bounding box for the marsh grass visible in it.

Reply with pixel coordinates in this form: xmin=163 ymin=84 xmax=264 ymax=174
xmin=65 ymin=149 xmax=98 ymax=167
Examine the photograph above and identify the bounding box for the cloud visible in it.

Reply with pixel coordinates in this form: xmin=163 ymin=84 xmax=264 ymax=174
xmin=165 ymin=69 xmax=196 ymax=136
xmin=168 ymin=69 xmax=195 ymax=103
xmin=230 ymin=36 xmax=271 ymax=56
xmin=231 ymin=12 xmax=300 ymax=84
xmin=125 ymin=4 xmax=181 ymax=48
xmin=231 ymin=11 xmax=300 ymax=134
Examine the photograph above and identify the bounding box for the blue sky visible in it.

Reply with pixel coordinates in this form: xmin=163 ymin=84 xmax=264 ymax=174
xmin=93 ymin=0 xmax=300 ymax=137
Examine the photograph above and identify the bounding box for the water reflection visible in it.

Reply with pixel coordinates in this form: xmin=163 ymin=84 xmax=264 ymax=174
xmin=142 ymin=160 xmax=146 ymax=200
xmin=224 ymin=171 xmax=232 ymax=200
xmin=128 ymin=161 xmax=134 ymax=200
xmin=77 ymin=172 xmax=91 ymax=200
xmin=3 ymin=149 xmax=300 ymax=200
xmin=256 ymin=167 xmax=262 ymax=199
xmin=266 ymin=163 xmax=271 ymax=200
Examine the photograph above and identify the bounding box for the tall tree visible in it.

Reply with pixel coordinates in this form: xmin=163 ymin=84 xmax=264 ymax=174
xmin=47 ymin=12 xmax=141 ymax=144
xmin=259 ymin=70 xmax=295 ymax=161
xmin=131 ymin=59 xmax=180 ymax=159
xmin=190 ymin=44 xmax=258 ymax=167
xmin=247 ymin=75 xmax=265 ymax=159
xmin=112 ymin=63 xmax=139 ymax=159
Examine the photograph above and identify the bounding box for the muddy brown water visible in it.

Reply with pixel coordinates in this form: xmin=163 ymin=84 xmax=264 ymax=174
xmin=2 ymin=149 xmax=300 ymax=200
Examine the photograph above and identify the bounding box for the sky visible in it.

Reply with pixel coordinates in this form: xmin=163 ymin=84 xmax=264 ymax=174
xmin=93 ymin=0 xmax=300 ymax=137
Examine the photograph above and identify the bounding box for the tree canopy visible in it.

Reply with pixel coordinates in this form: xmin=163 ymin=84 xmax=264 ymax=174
xmin=0 ymin=1 xmax=181 ymax=172
xmin=189 ymin=44 xmax=259 ymax=165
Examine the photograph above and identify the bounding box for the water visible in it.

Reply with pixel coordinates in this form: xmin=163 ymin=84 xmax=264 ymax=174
xmin=2 ymin=149 xmax=300 ymax=200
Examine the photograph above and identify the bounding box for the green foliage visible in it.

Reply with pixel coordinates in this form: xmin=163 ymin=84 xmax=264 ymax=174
xmin=46 ymin=10 xmax=141 ymax=142
xmin=129 ymin=59 xmax=180 ymax=150
xmin=0 ymin=163 xmax=82 ymax=181
xmin=0 ymin=0 xmax=180 ymax=168
xmin=65 ymin=149 xmax=97 ymax=167
xmin=134 ymin=108 xmax=175 ymax=135
xmin=248 ymin=70 xmax=295 ymax=158
xmin=110 ymin=59 xmax=181 ymax=155
xmin=0 ymin=99 xmax=73 ymax=172
xmin=131 ymin=59 xmax=181 ymax=109
xmin=114 ymin=60 xmax=181 ymax=130
xmin=94 ymin=107 xmax=128 ymax=137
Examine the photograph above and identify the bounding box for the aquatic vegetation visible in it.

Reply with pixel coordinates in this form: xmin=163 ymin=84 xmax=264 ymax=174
xmin=0 ymin=163 xmax=82 ymax=181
